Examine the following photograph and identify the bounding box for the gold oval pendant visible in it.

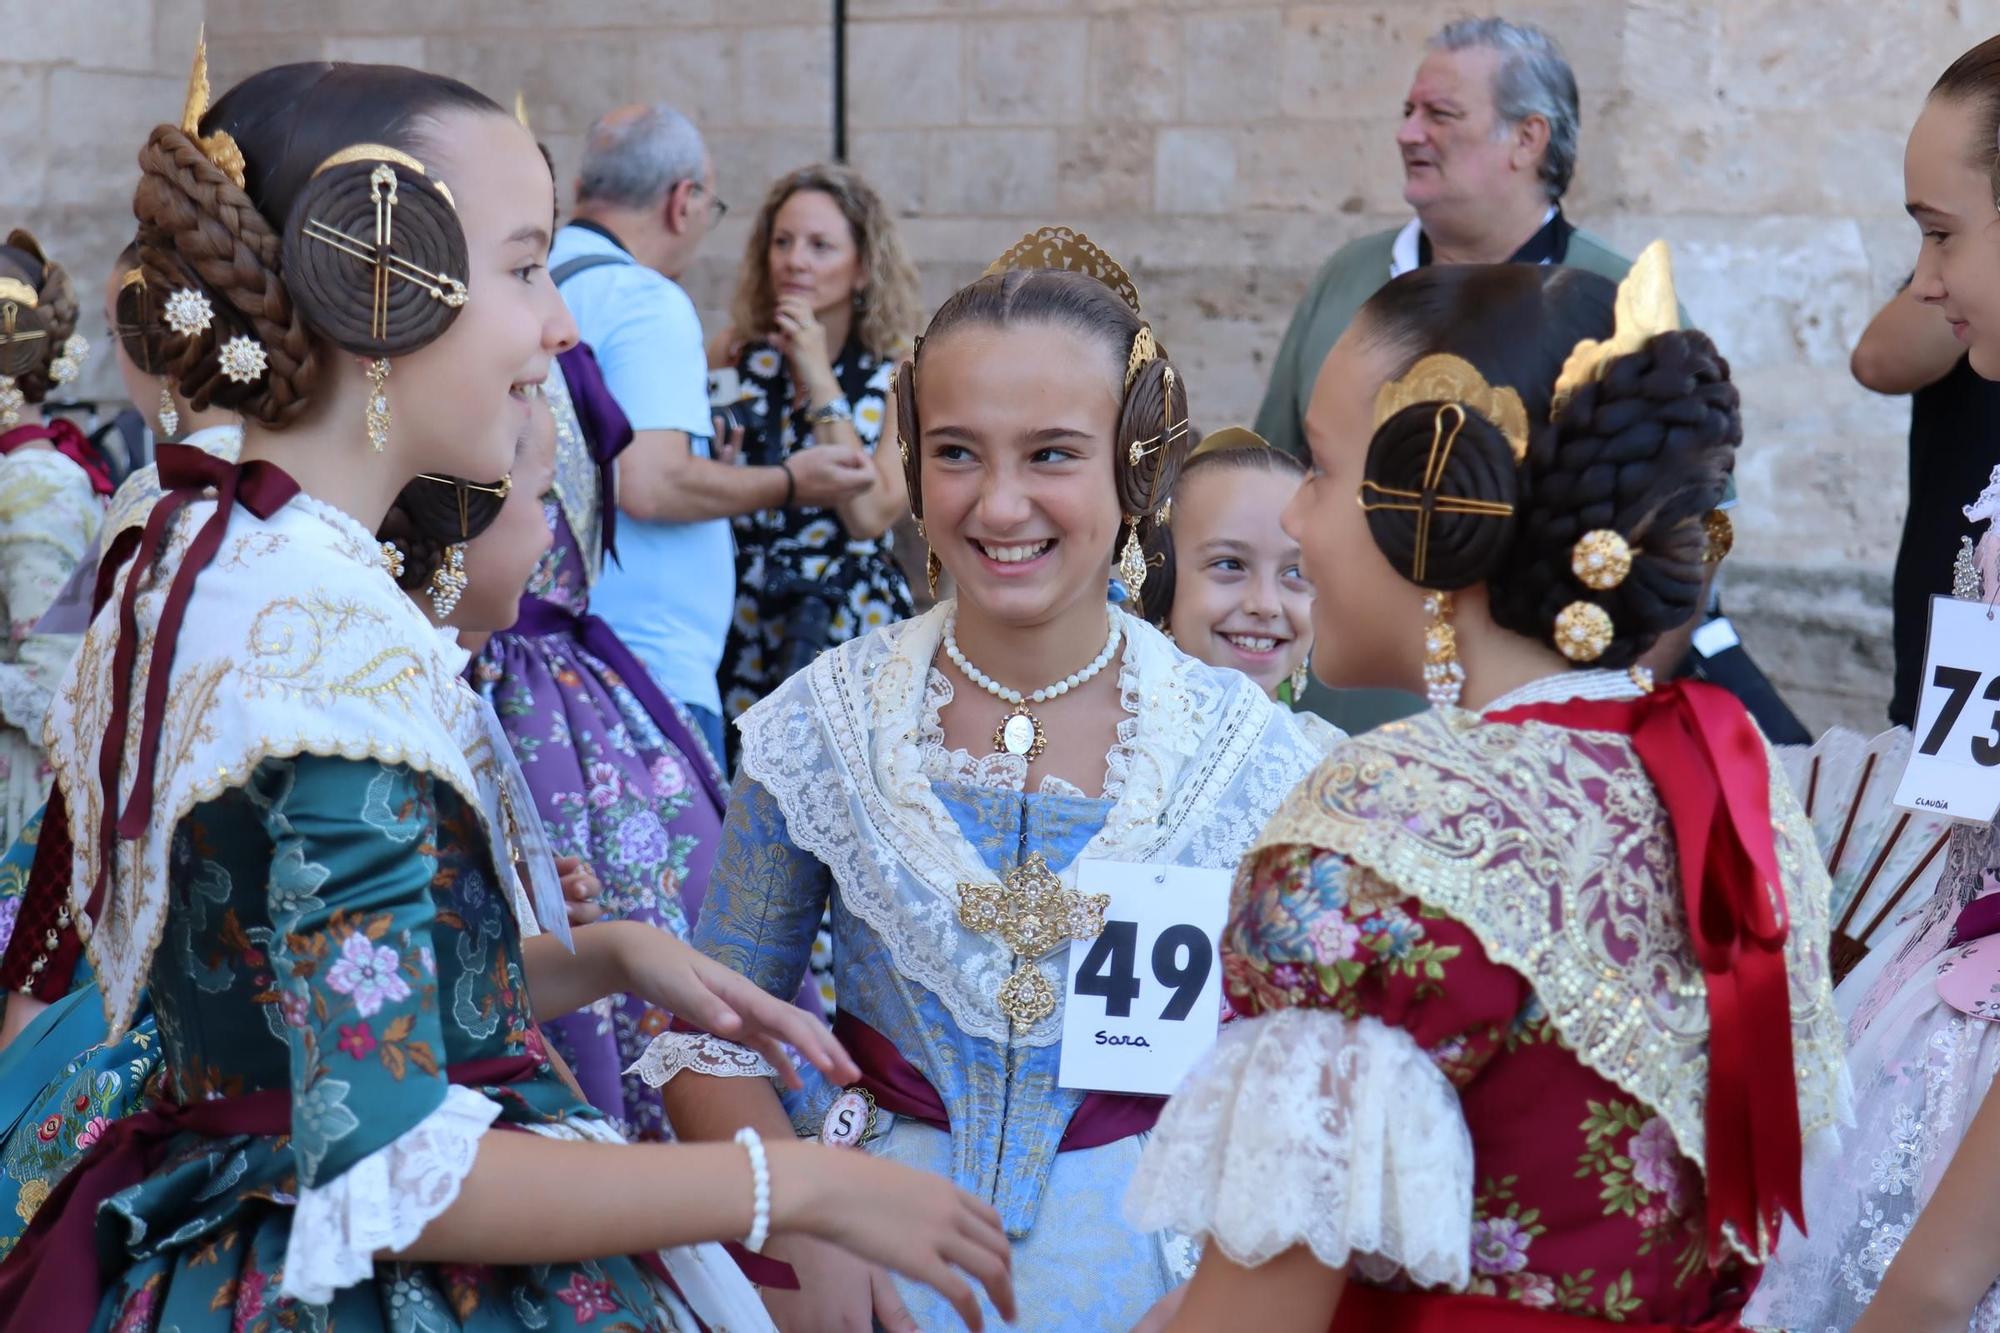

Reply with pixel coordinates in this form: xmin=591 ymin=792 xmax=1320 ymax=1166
xmin=994 ymin=707 xmax=1046 ymax=760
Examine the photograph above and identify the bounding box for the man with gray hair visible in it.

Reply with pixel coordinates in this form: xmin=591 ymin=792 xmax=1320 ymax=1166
xmin=550 ymin=103 xmax=871 ymax=762
xmin=1255 ymin=17 xmax=1636 ymax=461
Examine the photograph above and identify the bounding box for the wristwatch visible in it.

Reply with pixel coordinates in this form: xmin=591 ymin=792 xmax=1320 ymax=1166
xmin=809 ymin=396 xmax=853 ymax=426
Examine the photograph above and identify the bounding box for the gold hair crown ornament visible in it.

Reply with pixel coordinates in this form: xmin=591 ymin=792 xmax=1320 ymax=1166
xmin=0 ymin=278 xmax=36 ymax=312
xmin=985 ymin=226 xmax=1143 ymax=318
xmin=1373 ymin=352 xmax=1529 ymax=464
xmin=1124 ymin=324 xmax=1157 ymax=394
xmin=181 ymin=28 xmax=246 ymax=189
xmin=1551 ymin=239 xmax=1679 ymax=418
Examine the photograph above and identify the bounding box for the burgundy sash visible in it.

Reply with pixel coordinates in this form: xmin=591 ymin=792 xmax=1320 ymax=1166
xmin=506 ymin=594 xmax=727 ymax=810
xmin=1489 ymin=681 xmax=1804 ymax=1262
xmin=831 ymin=1011 xmax=1162 ymax=1151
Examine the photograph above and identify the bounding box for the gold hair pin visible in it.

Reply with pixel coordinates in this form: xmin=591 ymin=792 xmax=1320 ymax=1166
xmin=1373 ymin=352 xmax=1529 ymax=464
xmin=181 ymin=27 xmax=246 ymax=189
xmin=1124 ymin=324 xmax=1157 ymax=393
xmin=1551 ymin=239 xmax=1679 ymax=418
xmin=985 ymin=225 xmax=1143 ymax=318
xmin=302 ymin=151 xmax=469 ymax=338
xmin=1358 ymin=402 xmax=1516 ymax=584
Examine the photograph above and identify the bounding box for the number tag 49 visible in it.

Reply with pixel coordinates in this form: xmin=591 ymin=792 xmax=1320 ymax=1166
xmin=1895 ymin=595 xmax=2000 ymax=823
xmin=1057 ymin=861 xmax=1232 ymax=1096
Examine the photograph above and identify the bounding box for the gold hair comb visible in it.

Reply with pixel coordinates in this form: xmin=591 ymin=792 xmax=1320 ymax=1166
xmin=301 ymin=149 xmax=470 ymax=338
xmin=1357 ymin=402 xmax=1517 ymax=584
xmin=985 ymin=225 xmax=1143 ymax=318
xmin=181 ymin=28 xmax=246 ymax=189
xmin=1373 ymin=353 xmax=1529 ymax=464
xmin=1551 ymin=239 xmax=1679 ymax=418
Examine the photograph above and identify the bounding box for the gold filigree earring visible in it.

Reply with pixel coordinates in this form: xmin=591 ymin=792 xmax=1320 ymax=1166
xmin=1289 ymin=656 xmax=1310 ymax=702
xmin=1423 ymin=592 xmax=1464 ymax=708
xmin=379 ymin=541 xmax=406 ymax=579
xmin=366 ymin=358 xmax=391 ymax=452
xmin=0 ymin=377 xmax=22 ymax=431
xmin=157 ymin=387 xmax=179 ymax=439
xmin=428 ymin=545 xmax=467 ymax=619
xmin=1117 ymin=518 xmax=1147 ymax=602
xmin=915 ymin=518 xmax=939 ymax=599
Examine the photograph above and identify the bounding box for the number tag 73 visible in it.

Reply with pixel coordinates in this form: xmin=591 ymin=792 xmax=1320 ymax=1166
xmin=1894 ymin=595 xmax=2000 ymax=823
xmin=1057 ymin=861 xmax=1232 ymax=1096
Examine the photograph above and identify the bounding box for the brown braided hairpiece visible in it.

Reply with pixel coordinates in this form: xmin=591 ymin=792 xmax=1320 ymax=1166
xmin=0 ymin=230 xmax=78 ymax=401
xmin=283 ymin=145 xmax=469 ymax=359
xmin=135 ymin=123 xmax=319 ymax=426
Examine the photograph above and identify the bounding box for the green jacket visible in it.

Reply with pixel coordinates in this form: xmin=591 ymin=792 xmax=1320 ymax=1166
xmin=1253 ymin=222 xmax=1647 ymax=459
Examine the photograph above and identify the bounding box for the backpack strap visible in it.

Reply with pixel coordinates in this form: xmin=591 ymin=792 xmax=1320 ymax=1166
xmin=551 ymin=252 xmax=631 ymax=287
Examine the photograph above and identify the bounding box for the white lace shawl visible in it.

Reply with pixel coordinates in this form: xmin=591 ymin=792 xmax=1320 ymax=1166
xmin=1125 ymin=1007 xmax=1474 ymax=1289
xmin=44 ymin=492 xmax=489 ymax=1036
xmin=733 ymin=602 xmax=1330 ymax=1047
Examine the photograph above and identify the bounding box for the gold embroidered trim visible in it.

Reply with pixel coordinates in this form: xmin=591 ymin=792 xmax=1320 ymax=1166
xmin=1245 ymin=708 xmax=1843 ymax=1263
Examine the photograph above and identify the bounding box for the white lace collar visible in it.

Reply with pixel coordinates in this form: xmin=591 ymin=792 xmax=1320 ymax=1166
xmin=1482 ymin=668 xmax=1647 ymax=716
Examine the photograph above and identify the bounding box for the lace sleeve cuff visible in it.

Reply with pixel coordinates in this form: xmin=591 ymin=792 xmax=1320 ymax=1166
xmin=1124 ymin=1008 xmax=1473 ymax=1289
xmin=626 ymin=1029 xmax=782 ymax=1088
xmin=280 ymin=1085 xmax=503 ymax=1303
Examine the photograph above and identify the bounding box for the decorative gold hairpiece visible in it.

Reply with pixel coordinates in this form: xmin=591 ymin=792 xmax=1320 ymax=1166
xmin=514 ymin=91 xmax=532 ymax=131
xmin=1358 ymin=402 xmax=1517 ymax=584
xmin=1373 ymin=353 xmax=1529 ymax=464
xmin=1189 ymin=425 xmax=1270 ymax=461
xmin=1124 ymin=325 xmax=1157 ymax=393
xmin=120 ymin=268 xmax=145 ymax=292
xmin=0 ymin=278 xmax=36 ymax=309
xmin=181 ymin=28 xmax=246 ymax=189
xmin=985 ymin=225 xmax=1143 ymax=318
xmin=1551 ymin=239 xmax=1679 ymax=418
xmin=301 ymin=152 xmax=470 ymax=338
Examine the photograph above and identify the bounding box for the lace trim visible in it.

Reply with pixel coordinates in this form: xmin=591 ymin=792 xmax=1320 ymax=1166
xmin=915 ymin=663 xmax=1139 ymax=799
xmin=627 ymin=1030 xmax=781 ymax=1087
xmin=1965 ymin=463 xmax=2000 ymax=524
xmin=280 ymin=1085 xmax=501 ymax=1303
xmin=1125 ymin=1008 xmax=1473 ymax=1288
xmin=1247 ymin=708 xmax=1848 ymax=1265
xmin=735 ymin=603 xmax=1321 ymax=1047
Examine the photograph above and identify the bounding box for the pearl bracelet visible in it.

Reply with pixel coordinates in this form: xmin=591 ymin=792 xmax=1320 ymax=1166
xmin=734 ymin=1127 xmax=772 ymax=1253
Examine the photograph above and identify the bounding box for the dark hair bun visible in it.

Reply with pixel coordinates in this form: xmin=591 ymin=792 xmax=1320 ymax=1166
xmin=282 ymin=157 xmax=468 ymax=358
xmin=377 ymin=472 xmax=510 ymax=591
xmin=0 ymin=230 xmax=79 ymax=400
xmin=1361 ymin=401 xmax=1521 ymax=590
xmin=1114 ymin=354 xmax=1190 ymax=520
xmin=135 ymin=124 xmax=320 ymax=426
xmin=1488 ymin=328 xmax=1739 ymax=666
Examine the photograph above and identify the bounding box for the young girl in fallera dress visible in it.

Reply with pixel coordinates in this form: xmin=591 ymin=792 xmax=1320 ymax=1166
xmin=643 ymin=229 xmax=1328 ymax=1332
xmin=1128 ymin=246 xmax=1845 ymax=1332
xmin=0 ymin=50 xmax=1011 ymax=1332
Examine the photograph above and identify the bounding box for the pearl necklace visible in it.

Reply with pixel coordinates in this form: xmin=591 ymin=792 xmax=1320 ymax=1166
xmin=942 ymin=612 xmax=1122 ymax=760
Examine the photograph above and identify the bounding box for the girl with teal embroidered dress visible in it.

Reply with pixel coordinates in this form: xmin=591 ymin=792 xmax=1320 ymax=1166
xmin=0 ymin=51 xmax=1012 ymax=1333
xmin=643 ymin=231 xmax=1331 ymax=1331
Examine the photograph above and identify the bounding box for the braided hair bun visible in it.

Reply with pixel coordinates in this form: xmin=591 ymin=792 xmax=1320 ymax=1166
xmin=377 ymin=472 xmax=510 ymax=593
xmin=135 ymin=123 xmax=319 ymax=426
xmin=0 ymin=230 xmax=80 ymax=403
xmin=1360 ymin=401 xmax=1522 ymax=591
xmin=281 ymin=153 xmax=468 ymax=358
xmin=1489 ymin=329 xmax=1739 ymax=667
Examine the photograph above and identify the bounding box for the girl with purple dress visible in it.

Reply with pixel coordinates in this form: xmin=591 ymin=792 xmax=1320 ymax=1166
xmin=471 ymin=344 xmax=761 ymax=1141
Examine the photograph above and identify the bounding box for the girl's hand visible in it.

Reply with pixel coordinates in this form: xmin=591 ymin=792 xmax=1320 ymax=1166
xmin=616 ymin=926 xmax=857 ymax=1089
xmin=555 ymin=855 xmax=604 ymax=926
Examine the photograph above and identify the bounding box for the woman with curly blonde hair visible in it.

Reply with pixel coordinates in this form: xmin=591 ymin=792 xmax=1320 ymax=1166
xmin=710 ymin=164 xmax=922 ymax=748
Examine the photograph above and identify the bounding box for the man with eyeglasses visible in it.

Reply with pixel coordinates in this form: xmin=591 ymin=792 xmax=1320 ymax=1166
xmin=551 ymin=103 xmax=872 ymax=763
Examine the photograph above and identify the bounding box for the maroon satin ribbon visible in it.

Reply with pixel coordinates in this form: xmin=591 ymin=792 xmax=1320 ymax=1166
xmin=1489 ymin=681 xmax=1803 ymax=1262
xmin=0 ymin=1054 xmax=535 ymax=1328
xmin=0 ymin=418 xmax=114 ymax=496
xmin=828 ymin=1011 xmax=1164 ymax=1151
xmin=1333 ymin=1284 xmax=1744 ymax=1331
xmin=86 ymin=444 xmax=299 ymax=924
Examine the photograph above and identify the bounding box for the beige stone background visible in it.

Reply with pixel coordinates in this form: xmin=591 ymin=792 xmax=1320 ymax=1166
xmin=8 ymin=0 xmax=1997 ymax=729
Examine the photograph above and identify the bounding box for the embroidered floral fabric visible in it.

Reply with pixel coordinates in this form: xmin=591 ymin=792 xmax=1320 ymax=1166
xmin=0 ymin=447 xmax=102 ymax=848
xmin=80 ymin=755 xmax=704 ymax=1330
xmin=1182 ymin=839 xmax=1756 ymax=1325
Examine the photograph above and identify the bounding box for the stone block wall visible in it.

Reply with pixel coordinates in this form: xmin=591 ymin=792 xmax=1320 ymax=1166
xmin=9 ymin=0 xmax=1993 ymax=729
